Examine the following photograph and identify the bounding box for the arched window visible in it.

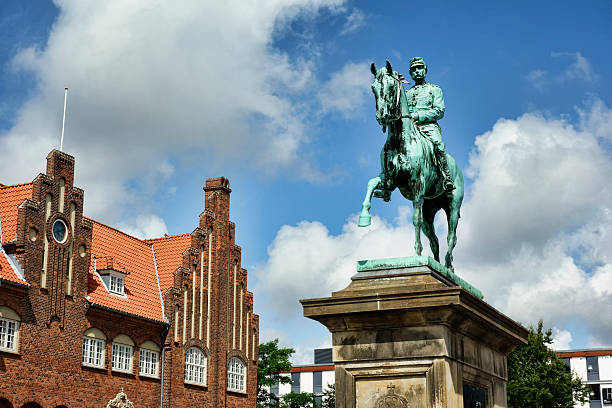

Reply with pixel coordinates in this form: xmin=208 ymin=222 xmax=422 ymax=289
xmin=0 ymin=306 xmax=20 ymax=353
xmin=184 ymin=347 xmax=207 ymax=385
xmin=0 ymin=397 xmax=14 ymax=408
xmin=139 ymin=340 xmax=160 ymax=378
xmin=227 ymin=357 xmax=246 ymax=392
xmin=82 ymin=328 xmax=106 ymax=368
xmin=112 ymin=334 xmax=134 ymax=373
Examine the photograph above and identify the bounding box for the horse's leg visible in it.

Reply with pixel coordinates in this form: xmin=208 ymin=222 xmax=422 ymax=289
xmin=412 ymin=197 xmax=424 ymax=256
xmin=358 ymin=176 xmax=382 ymax=227
xmin=421 ymin=201 xmax=440 ymax=262
xmin=444 ymin=204 xmax=460 ymax=270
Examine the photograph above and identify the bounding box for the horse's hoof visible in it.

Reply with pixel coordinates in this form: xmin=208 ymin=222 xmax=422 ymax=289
xmin=358 ymin=215 xmax=371 ymax=227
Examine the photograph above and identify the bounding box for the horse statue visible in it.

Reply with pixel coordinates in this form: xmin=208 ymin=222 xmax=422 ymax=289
xmin=358 ymin=60 xmax=464 ymax=270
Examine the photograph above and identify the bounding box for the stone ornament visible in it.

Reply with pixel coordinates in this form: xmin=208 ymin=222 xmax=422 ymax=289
xmin=106 ymin=389 xmax=134 ymax=408
xmin=375 ymin=385 xmax=409 ymax=408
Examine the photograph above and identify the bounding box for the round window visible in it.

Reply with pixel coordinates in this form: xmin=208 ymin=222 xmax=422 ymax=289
xmin=52 ymin=219 xmax=68 ymax=243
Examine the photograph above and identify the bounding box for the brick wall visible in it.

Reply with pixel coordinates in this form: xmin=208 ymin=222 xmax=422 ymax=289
xmin=0 ymin=150 xmax=259 ymax=408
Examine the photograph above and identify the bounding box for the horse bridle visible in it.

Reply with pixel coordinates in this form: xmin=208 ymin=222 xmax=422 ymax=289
xmin=380 ymin=72 xmax=424 ymax=142
xmin=383 ymin=72 xmax=416 ymax=123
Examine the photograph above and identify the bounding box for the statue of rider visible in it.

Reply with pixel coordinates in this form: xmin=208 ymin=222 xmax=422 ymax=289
xmin=405 ymin=57 xmax=454 ymax=191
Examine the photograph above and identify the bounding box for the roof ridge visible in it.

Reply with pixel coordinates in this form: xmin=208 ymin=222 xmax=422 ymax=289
xmin=84 ymin=216 xmax=152 ymax=247
xmin=144 ymin=233 xmax=191 ymax=243
xmin=0 ymin=182 xmax=33 ymax=190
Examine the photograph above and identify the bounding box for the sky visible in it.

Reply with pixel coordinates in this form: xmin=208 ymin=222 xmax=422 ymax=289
xmin=1 ymin=0 xmax=611 ymax=364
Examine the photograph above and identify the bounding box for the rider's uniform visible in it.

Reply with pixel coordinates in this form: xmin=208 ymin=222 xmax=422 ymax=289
xmin=406 ymin=82 xmax=445 ymax=151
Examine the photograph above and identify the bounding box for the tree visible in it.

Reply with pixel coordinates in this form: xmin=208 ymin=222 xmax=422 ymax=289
xmin=280 ymin=392 xmax=318 ymax=408
xmin=258 ymin=339 xmax=294 ymax=408
xmin=321 ymin=384 xmax=335 ymax=408
xmin=507 ymin=320 xmax=591 ymax=408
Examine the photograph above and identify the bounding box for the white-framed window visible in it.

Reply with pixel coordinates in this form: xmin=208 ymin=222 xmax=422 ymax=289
xmin=184 ymin=347 xmax=207 ymax=385
xmin=227 ymin=357 xmax=246 ymax=392
xmin=82 ymin=328 xmax=106 ymax=368
xmin=112 ymin=343 xmax=133 ymax=372
xmin=0 ymin=318 xmax=19 ymax=352
xmin=112 ymin=334 xmax=134 ymax=373
xmin=603 ymin=387 xmax=612 ymax=404
xmin=139 ymin=340 xmax=160 ymax=378
xmin=109 ymin=274 xmax=124 ymax=295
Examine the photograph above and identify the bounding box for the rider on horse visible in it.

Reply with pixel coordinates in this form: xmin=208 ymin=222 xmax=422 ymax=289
xmin=406 ymin=57 xmax=454 ymax=191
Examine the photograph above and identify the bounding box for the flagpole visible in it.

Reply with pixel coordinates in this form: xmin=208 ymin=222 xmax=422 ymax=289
xmin=60 ymin=88 xmax=68 ymax=151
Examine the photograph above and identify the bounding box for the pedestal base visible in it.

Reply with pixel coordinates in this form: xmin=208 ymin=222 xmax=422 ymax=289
xmin=301 ymin=257 xmax=527 ymax=408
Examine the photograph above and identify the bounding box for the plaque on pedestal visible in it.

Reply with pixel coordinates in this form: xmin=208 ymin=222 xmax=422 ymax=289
xmin=300 ymin=256 xmax=528 ymax=408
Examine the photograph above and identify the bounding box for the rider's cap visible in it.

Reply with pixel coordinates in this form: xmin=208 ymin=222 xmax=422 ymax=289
xmin=409 ymin=57 xmax=426 ymax=68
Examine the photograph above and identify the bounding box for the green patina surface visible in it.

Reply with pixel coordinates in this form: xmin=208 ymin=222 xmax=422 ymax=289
xmin=359 ymin=58 xmax=464 ymax=272
xmin=356 ymin=255 xmax=483 ymax=299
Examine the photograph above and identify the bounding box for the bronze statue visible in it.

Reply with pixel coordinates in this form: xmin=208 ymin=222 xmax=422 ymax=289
xmin=359 ymin=59 xmax=464 ymax=270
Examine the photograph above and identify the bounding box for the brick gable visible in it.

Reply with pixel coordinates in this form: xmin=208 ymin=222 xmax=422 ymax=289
xmin=0 ymin=150 xmax=259 ymax=408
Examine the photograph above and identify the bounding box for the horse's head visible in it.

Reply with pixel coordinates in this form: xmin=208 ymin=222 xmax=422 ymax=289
xmin=371 ymin=60 xmax=406 ymax=127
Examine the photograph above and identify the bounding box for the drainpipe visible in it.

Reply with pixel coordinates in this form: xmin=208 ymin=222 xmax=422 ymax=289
xmin=160 ymin=323 xmax=170 ymax=408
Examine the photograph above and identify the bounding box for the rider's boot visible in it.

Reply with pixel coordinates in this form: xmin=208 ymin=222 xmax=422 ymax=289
xmin=437 ymin=151 xmax=455 ymax=191
xmin=373 ymin=189 xmax=391 ymax=202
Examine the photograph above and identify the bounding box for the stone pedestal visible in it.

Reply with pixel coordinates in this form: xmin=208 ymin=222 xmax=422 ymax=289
xmin=300 ymin=256 xmax=528 ymax=408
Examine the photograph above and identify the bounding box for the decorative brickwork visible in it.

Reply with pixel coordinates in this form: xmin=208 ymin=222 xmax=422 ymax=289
xmin=0 ymin=150 xmax=259 ymax=408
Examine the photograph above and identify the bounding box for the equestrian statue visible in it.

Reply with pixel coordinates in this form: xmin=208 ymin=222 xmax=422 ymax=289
xmin=358 ymin=58 xmax=464 ymax=270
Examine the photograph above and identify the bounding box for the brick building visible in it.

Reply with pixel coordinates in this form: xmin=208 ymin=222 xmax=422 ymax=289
xmin=0 ymin=149 xmax=259 ymax=408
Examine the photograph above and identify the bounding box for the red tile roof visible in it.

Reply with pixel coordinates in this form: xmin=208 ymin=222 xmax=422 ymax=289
xmin=289 ymin=365 xmax=335 ymax=373
xmin=145 ymin=234 xmax=191 ymax=294
xmin=0 ymin=182 xmax=193 ymax=323
xmin=0 ymin=249 xmax=28 ymax=286
xmin=0 ymin=183 xmax=33 ymax=243
xmin=96 ymin=256 xmax=130 ymax=275
xmin=557 ymin=349 xmax=612 ymax=358
xmin=87 ymin=218 xmax=165 ymax=323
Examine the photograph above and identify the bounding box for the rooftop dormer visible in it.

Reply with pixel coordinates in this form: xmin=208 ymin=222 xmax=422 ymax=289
xmin=96 ymin=256 xmax=130 ymax=296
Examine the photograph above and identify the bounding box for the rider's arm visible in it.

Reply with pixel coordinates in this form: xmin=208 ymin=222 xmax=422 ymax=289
xmin=416 ymin=86 xmax=445 ymax=124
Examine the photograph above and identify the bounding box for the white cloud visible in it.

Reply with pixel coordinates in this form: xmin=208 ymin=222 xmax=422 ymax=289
xmin=552 ymin=51 xmax=598 ymax=83
xmin=260 ymin=326 xmax=330 ymax=365
xmin=317 ymin=61 xmax=372 ymax=118
xmin=551 ymin=328 xmax=573 ymax=350
xmin=0 ymin=0 xmax=348 ymax=222
xmin=526 ymin=69 xmax=548 ymax=90
xmin=340 ymin=8 xmax=366 ymax=35
xmin=527 ymin=52 xmax=598 ymax=90
xmin=255 ymin=99 xmax=612 ymax=351
xmin=254 ymin=214 xmax=416 ymax=319
xmin=117 ymin=214 xmax=169 ymax=240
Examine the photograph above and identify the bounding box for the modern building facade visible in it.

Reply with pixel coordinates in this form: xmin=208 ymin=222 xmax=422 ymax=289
xmin=558 ymin=349 xmax=612 ymax=408
xmin=0 ymin=149 xmax=259 ymax=408
xmin=269 ymin=348 xmax=335 ymax=405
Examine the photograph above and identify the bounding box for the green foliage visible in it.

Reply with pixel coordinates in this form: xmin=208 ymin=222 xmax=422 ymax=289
xmin=257 ymin=339 xmax=294 ymax=407
xmin=321 ymin=384 xmax=335 ymax=408
xmin=280 ymin=392 xmax=318 ymax=408
xmin=507 ymin=320 xmax=591 ymax=408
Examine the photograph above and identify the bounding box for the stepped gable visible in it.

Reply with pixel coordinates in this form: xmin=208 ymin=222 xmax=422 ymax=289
xmin=86 ymin=217 xmax=165 ymax=323
xmin=0 ymin=183 xmax=33 ymax=243
xmin=145 ymin=233 xmax=191 ymax=294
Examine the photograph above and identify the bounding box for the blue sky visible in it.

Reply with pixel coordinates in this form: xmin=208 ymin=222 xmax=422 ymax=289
xmin=1 ymin=0 xmax=611 ymax=362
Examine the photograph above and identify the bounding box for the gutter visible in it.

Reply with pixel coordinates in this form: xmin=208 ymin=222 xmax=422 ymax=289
xmin=160 ymin=324 xmax=169 ymax=408
xmin=87 ymin=302 xmax=167 ymax=326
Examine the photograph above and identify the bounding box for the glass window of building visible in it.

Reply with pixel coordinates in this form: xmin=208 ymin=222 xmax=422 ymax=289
xmin=185 ymin=347 xmax=207 ymax=385
xmin=227 ymin=357 xmax=246 ymax=392
xmin=82 ymin=328 xmax=106 ymax=368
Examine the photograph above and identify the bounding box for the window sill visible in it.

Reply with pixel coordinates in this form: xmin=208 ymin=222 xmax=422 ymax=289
xmin=227 ymin=388 xmax=248 ymax=396
xmin=184 ymin=381 xmax=208 ymax=389
xmin=112 ymin=368 xmax=134 ymax=375
xmin=139 ymin=373 xmax=160 ymax=380
xmin=82 ymin=363 xmax=106 ymax=371
xmin=0 ymin=348 xmax=20 ymax=356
